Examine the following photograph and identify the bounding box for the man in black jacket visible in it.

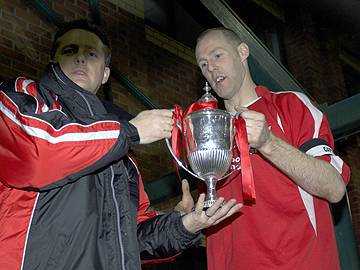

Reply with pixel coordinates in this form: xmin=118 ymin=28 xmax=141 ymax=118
xmin=0 ymin=20 xmax=242 ymax=270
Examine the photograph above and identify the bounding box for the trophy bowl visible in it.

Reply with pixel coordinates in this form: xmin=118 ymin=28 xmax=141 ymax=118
xmin=167 ymin=108 xmax=234 ymax=208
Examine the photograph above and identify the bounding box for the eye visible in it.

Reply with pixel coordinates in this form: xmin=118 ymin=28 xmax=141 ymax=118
xmin=62 ymin=47 xmax=76 ymax=55
xmin=88 ymin=51 xmax=98 ymax=58
xmin=199 ymin=61 xmax=208 ymax=69
xmin=214 ymin=53 xmax=222 ymax=59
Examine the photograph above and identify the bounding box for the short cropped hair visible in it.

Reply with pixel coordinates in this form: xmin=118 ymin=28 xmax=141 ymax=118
xmin=197 ymin=27 xmax=242 ymax=49
xmin=50 ymin=19 xmax=111 ymax=66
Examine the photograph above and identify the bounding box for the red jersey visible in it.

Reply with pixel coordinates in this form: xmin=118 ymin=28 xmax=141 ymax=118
xmin=205 ymin=86 xmax=350 ymax=270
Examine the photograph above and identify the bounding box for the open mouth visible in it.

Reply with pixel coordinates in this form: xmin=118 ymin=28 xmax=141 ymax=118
xmin=215 ymin=75 xmax=225 ymax=84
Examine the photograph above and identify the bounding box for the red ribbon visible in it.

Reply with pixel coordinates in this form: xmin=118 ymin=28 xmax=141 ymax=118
xmin=183 ymin=100 xmax=218 ymax=118
xmin=234 ymin=117 xmax=256 ymax=203
xmin=171 ymin=104 xmax=184 ymax=176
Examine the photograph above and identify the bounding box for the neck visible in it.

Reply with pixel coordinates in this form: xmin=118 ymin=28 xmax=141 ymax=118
xmin=224 ymin=77 xmax=257 ymax=113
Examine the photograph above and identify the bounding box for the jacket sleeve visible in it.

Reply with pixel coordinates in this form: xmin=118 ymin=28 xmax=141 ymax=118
xmin=0 ymin=80 xmax=139 ymax=190
xmin=128 ymin=155 xmax=200 ymax=262
xmin=137 ymin=212 xmax=200 ymax=262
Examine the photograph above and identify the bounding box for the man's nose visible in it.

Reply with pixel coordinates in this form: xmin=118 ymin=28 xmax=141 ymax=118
xmin=207 ymin=61 xmax=216 ymax=72
xmin=75 ymin=53 xmax=86 ymax=64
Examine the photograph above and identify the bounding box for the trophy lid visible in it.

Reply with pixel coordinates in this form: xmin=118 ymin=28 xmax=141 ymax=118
xmin=198 ymin=82 xmax=217 ymax=103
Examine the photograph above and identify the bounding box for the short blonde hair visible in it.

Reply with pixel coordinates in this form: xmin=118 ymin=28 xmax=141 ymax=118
xmin=197 ymin=27 xmax=242 ymax=49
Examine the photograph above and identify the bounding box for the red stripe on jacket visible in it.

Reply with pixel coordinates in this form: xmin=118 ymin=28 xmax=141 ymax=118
xmin=0 ymin=90 xmax=120 ymax=189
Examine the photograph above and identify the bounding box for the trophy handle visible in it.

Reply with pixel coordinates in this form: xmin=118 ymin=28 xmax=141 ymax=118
xmin=165 ymin=138 xmax=204 ymax=180
xmin=218 ymin=170 xmax=234 ymax=181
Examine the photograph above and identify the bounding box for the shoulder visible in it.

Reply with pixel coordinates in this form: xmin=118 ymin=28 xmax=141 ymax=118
xmin=100 ymin=99 xmax=134 ymax=121
xmin=268 ymin=90 xmax=321 ymax=116
xmin=256 ymin=86 xmax=313 ymax=108
xmin=269 ymin=89 xmax=310 ymax=103
xmin=1 ymin=77 xmax=38 ymax=96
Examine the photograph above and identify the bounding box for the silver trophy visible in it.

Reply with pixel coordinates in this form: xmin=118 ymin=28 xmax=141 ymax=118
xmin=166 ymin=83 xmax=234 ymax=208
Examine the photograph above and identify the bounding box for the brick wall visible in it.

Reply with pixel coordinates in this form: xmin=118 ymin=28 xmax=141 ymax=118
xmin=0 ymin=0 xmax=55 ymax=78
xmin=282 ymin=5 xmax=360 ymax=253
xmin=283 ymin=6 xmax=348 ymax=104
xmin=0 ymin=0 xmax=202 ymax=184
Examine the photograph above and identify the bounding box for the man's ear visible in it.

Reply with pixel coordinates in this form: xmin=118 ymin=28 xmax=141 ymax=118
xmin=237 ymin=42 xmax=250 ymax=62
xmin=102 ymin=67 xmax=110 ymax=84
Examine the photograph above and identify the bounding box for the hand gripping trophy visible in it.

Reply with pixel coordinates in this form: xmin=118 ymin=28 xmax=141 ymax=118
xmin=166 ymin=83 xmax=256 ymax=208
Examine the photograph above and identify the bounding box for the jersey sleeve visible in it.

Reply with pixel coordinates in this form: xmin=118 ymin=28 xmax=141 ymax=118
xmin=0 ymin=78 xmax=139 ymax=190
xmin=277 ymin=91 xmax=350 ymax=185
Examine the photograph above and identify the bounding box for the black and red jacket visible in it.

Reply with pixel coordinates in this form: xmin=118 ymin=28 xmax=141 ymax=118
xmin=0 ymin=64 xmax=198 ymax=270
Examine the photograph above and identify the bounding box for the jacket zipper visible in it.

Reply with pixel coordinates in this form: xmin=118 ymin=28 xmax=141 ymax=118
xmin=53 ymin=65 xmax=126 ymax=268
xmin=77 ymin=91 xmax=126 ymax=268
xmin=52 ymin=65 xmax=95 ymax=117
xmin=110 ymin=166 xmax=126 ymax=270
xmin=73 ymin=88 xmax=95 ymax=116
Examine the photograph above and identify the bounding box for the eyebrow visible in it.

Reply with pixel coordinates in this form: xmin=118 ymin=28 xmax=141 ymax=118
xmin=60 ymin=44 xmax=101 ymax=52
xmin=197 ymin=47 xmax=224 ymax=62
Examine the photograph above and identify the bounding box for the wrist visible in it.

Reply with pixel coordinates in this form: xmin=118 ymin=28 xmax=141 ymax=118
xmin=181 ymin=212 xmax=200 ymax=234
xmin=258 ymin=132 xmax=275 ymax=156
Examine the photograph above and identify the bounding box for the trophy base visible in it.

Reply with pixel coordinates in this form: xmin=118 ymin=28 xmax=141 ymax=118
xmin=204 ymin=199 xmax=216 ymax=209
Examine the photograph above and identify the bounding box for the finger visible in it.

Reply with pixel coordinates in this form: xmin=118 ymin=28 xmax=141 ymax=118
xmin=162 ymin=130 xmax=172 ymax=139
xmin=234 ymin=106 xmax=248 ymax=114
xmin=211 ymin=198 xmax=237 ymax=218
xmin=182 ymin=179 xmax=190 ymax=194
xmin=205 ymin=197 xmax=225 ymax=217
xmin=154 ymin=109 xmax=173 ymax=117
xmin=181 ymin=179 xmax=192 ymax=204
xmin=180 ymin=180 xmax=195 ymax=214
xmin=213 ymin=203 xmax=243 ymax=225
xmin=194 ymin=193 xmax=205 ymax=214
xmin=241 ymin=110 xmax=266 ymax=121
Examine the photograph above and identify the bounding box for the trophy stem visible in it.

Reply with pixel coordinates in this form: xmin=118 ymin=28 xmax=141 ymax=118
xmin=204 ymin=177 xmax=217 ymax=209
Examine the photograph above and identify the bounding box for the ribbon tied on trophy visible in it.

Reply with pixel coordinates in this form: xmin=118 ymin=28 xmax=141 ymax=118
xmin=166 ymin=83 xmax=256 ymax=207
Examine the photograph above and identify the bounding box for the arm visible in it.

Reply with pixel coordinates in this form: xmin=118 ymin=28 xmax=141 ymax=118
xmin=237 ymin=92 xmax=350 ymax=203
xmin=138 ymin=191 xmax=242 ymax=260
xmin=0 ymin=86 xmax=131 ymax=190
xmin=258 ymin=132 xmax=345 ymax=203
xmin=0 ymin=79 xmax=172 ymax=190
xmin=138 ymin=212 xmax=200 ymax=261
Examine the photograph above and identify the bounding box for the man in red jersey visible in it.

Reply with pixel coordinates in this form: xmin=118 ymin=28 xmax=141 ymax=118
xmin=0 ymin=21 xmax=242 ymax=270
xmin=178 ymin=27 xmax=350 ymax=270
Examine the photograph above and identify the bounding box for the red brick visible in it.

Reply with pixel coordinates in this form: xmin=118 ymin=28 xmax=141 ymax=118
xmin=0 ymin=18 xmax=14 ymax=31
xmin=15 ymin=8 xmax=41 ymax=26
xmin=12 ymin=59 xmax=37 ymax=77
xmin=0 ymin=45 xmax=25 ymax=62
xmin=0 ymin=35 xmax=13 ymax=48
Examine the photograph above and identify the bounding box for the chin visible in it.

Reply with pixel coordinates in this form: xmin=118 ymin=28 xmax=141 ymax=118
xmin=79 ymin=85 xmax=95 ymax=93
xmin=72 ymin=80 xmax=88 ymax=90
xmin=214 ymin=87 xmax=229 ymax=99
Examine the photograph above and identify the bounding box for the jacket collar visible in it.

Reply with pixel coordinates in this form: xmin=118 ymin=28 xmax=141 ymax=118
xmin=39 ymin=63 xmax=108 ymax=118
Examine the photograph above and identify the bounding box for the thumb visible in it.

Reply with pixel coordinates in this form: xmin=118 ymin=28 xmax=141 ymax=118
xmin=181 ymin=179 xmax=191 ymax=199
xmin=181 ymin=179 xmax=194 ymax=213
xmin=234 ymin=106 xmax=248 ymax=118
